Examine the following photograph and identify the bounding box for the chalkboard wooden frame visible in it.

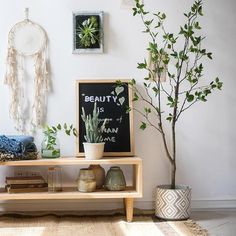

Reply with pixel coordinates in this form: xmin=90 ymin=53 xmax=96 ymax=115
xmin=76 ymin=79 xmax=134 ymax=157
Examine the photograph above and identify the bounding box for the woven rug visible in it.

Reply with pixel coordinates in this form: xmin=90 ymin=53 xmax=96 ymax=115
xmin=0 ymin=214 xmax=207 ymax=236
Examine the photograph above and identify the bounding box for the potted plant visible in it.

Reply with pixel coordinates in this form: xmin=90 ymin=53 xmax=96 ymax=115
xmin=81 ymin=103 xmax=107 ymax=160
xmin=41 ymin=123 xmax=77 ymax=158
xmin=118 ymin=0 xmax=223 ymax=220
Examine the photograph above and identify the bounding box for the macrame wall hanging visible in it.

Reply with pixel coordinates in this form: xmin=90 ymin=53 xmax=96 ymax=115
xmin=5 ymin=8 xmax=50 ymax=134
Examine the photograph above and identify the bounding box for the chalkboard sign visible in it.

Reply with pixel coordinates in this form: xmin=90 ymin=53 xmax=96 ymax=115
xmin=76 ymin=79 xmax=134 ymax=156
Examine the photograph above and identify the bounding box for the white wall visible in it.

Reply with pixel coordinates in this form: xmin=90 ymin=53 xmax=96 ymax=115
xmin=0 ymin=0 xmax=235 ymax=210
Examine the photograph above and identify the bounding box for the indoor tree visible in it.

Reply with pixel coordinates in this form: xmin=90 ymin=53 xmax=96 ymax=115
xmin=119 ymin=0 xmax=222 ymax=189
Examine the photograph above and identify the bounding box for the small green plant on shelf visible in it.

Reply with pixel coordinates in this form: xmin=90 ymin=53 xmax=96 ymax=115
xmin=41 ymin=123 xmax=78 ymax=158
xmin=76 ymin=16 xmax=100 ymax=48
xmin=81 ymin=103 xmax=107 ymax=143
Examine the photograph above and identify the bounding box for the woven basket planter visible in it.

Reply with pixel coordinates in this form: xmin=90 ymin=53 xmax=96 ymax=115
xmin=155 ymin=185 xmax=191 ymax=220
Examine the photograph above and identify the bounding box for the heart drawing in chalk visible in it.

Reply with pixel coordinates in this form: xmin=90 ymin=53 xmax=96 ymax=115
xmin=118 ymin=97 xmax=125 ymax=106
xmin=115 ymin=86 xmax=124 ymax=96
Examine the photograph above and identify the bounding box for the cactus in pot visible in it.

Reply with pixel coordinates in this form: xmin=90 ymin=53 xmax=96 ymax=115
xmin=81 ymin=103 xmax=107 ymax=159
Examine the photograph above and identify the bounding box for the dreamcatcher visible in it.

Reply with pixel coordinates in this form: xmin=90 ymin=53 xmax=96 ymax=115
xmin=5 ymin=8 xmax=50 ymax=134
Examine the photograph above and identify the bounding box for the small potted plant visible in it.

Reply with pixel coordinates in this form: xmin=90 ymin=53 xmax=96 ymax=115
xmin=116 ymin=0 xmax=223 ymax=220
xmin=41 ymin=123 xmax=77 ymax=158
xmin=81 ymin=103 xmax=107 ymax=160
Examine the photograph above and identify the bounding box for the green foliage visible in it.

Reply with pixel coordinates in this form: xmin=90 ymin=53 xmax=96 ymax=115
xmin=76 ymin=16 xmax=100 ymax=47
xmin=129 ymin=0 xmax=223 ymax=188
xmin=131 ymin=0 xmax=222 ymax=126
xmin=42 ymin=123 xmax=78 ymax=154
xmin=81 ymin=103 xmax=107 ymax=143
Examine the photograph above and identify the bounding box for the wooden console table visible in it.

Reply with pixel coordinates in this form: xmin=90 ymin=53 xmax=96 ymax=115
xmin=0 ymin=157 xmax=143 ymax=222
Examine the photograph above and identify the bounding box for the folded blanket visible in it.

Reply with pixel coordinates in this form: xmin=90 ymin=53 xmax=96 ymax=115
xmin=0 ymin=151 xmax=38 ymax=162
xmin=0 ymin=135 xmax=37 ymax=157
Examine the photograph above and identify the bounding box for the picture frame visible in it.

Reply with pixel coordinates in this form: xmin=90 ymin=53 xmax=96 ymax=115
xmin=76 ymin=79 xmax=134 ymax=157
xmin=73 ymin=11 xmax=104 ymax=54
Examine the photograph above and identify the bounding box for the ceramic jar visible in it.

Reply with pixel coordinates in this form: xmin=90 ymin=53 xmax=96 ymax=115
xmin=77 ymin=168 xmax=96 ymax=192
xmin=88 ymin=165 xmax=105 ymax=189
xmin=105 ymin=166 xmax=126 ymax=191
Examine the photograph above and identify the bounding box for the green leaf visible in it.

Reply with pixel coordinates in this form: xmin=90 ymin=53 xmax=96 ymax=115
xmin=65 ymin=130 xmax=71 ymax=136
xmin=57 ymin=124 xmax=61 ymax=130
xmin=166 ymin=113 xmax=173 ymax=122
xmin=133 ymin=92 xmax=139 ymax=101
xmin=52 ymin=150 xmax=60 ymax=156
xmin=128 ymin=79 xmax=136 ymax=86
xmin=144 ymin=19 xmax=153 ymax=26
xmin=198 ymin=6 xmax=203 ymax=16
xmin=186 ymin=92 xmax=194 ymax=102
xmin=126 ymin=106 xmax=132 ymax=113
xmin=194 ymin=22 xmax=201 ymax=29
xmin=116 ymin=80 xmax=122 ymax=86
xmin=152 ymin=86 xmax=159 ymax=96
xmin=144 ymin=107 xmax=151 ymax=114
xmin=73 ymin=128 xmax=78 ymax=137
xmin=137 ymin=62 xmax=147 ymax=69
xmin=52 ymin=126 xmax=57 ymax=132
xmin=161 ymin=13 xmax=166 ymax=19
xmin=207 ymin=53 xmax=213 ymax=59
xmin=167 ymin=96 xmax=174 ymax=102
xmin=204 ymin=89 xmax=211 ymax=96
xmin=140 ymin=122 xmax=147 ymax=130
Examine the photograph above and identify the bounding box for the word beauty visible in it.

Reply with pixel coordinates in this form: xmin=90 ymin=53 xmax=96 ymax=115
xmin=83 ymin=95 xmax=118 ymax=103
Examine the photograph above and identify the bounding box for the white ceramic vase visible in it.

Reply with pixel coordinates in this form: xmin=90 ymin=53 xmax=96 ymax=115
xmin=83 ymin=142 xmax=105 ymax=160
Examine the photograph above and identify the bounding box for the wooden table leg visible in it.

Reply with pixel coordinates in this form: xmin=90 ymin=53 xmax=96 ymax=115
xmin=125 ymin=198 xmax=134 ymax=222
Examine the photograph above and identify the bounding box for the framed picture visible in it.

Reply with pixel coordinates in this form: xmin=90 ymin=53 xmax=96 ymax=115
xmin=76 ymin=79 xmax=134 ymax=157
xmin=73 ymin=11 xmax=104 ymax=54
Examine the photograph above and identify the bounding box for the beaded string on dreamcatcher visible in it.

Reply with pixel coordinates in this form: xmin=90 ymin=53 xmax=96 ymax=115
xmin=5 ymin=8 xmax=50 ymax=134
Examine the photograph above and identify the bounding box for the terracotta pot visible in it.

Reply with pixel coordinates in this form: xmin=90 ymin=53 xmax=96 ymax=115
xmin=155 ymin=185 xmax=191 ymax=220
xmin=88 ymin=165 xmax=105 ymax=189
xmin=83 ymin=142 xmax=105 ymax=160
xmin=77 ymin=168 xmax=96 ymax=192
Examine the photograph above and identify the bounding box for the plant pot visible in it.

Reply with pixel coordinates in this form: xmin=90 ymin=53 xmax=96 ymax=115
xmin=88 ymin=165 xmax=105 ymax=189
xmin=105 ymin=166 xmax=126 ymax=191
xmin=83 ymin=142 xmax=105 ymax=160
xmin=77 ymin=168 xmax=96 ymax=192
xmin=155 ymin=185 xmax=191 ymax=220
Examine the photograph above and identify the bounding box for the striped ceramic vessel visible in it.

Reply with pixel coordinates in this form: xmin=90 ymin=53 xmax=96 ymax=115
xmin=155 ymin=185 xmax=191 ymax=220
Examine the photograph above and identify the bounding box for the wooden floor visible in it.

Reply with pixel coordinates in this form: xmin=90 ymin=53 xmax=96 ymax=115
xmin=192 ymin=210 xmax=236 ymax=236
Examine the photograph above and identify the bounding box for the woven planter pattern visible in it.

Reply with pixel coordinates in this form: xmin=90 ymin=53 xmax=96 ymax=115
xmin=155 ymin=185 xmax=191 ymax=220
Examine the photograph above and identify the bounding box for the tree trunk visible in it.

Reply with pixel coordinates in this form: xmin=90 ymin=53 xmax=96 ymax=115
xmin=171 ymin=162 xmax=176 ymax=189
xmin=171 ymin=121 xmax=176 ymax=189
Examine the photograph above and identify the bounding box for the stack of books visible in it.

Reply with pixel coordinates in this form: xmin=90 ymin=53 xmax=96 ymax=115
xmin=5 ymin=176 xmax=48 ymax=193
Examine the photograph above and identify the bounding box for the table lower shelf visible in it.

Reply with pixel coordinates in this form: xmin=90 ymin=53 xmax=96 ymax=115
xmin=0 ymin=187 xmax=142 ymax=200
